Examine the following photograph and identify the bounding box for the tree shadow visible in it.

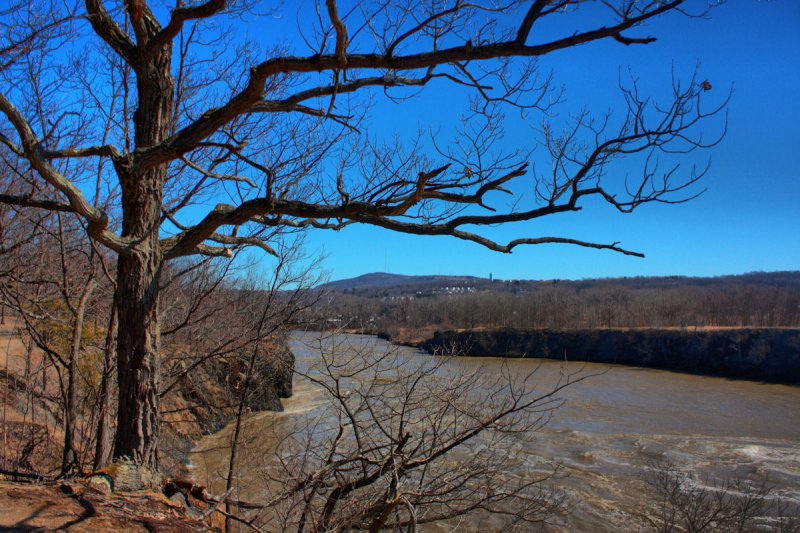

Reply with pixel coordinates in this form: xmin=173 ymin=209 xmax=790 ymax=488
xmin=1 ymin=503 xmax=51 ymax=531
xmin=0 ymin=486 xmax=99 ymax=532
xmin=58 ymin=484 xmax=97 ymax=530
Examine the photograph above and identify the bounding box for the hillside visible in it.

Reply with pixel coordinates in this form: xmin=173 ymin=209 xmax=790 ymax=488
xmin=319 ymin=271 xmax=800 ymax=295
xmin=319 ymin=272 xmax=487 ymax=291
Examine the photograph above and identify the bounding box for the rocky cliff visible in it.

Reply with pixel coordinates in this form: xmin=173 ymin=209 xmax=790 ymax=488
xmin=420 ymin=329 xmax=800 ymax=384
xmin=160 ymin=335 xmax=294 ymax=471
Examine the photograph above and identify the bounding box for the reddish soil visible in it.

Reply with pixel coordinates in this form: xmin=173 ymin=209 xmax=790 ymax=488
xmin=0 ymin=480 xmax=220 ymax=532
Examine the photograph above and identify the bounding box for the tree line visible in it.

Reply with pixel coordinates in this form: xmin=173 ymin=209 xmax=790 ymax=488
xmin=317 ymin=279 xmax=800 ymax=336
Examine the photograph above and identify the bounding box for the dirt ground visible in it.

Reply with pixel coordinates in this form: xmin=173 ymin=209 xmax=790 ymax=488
xmin=0 ymin=480 xmax=220 ymax=532
xmin=1 ymin=318 xmax=30 ymax=380
xmin=1 ymin=318 xmax=64 ymax=476
xmin=1 ymin=319 xmax=224 ymax=532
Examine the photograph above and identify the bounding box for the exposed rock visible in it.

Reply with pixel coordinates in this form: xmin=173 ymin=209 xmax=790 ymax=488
xmin=85 ymin=459 xmax=165 ymax=492
xmin=158 ymin=333 xmax=295 ymax=474
xmin=85 ymin=473 xmax=113 ymax=494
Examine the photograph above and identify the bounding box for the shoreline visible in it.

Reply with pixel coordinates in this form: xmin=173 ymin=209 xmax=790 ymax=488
xmin=368 ymin=327 xmax=800 ymax=385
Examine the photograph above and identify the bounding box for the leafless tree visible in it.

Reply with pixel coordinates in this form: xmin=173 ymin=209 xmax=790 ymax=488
xmin=1 ymin=0 xmax=728 ymax=469
xmin=640 ymin=457 xmax=800 ymax=533
xmin=214 ymin=245 xmax=322 ymax=532
xmin=190 ymin=334 xmax=605 ymax=532
xmin=0 ymin=201 xmax=115 ymax=475
xmin=321 ymin=277 xmax=800 ymax=334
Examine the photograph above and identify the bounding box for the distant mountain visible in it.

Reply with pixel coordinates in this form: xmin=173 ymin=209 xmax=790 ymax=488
xmin=319 ymin=271 xmax=800 ymax=293
xmin=319 ymin=272 xmax=486 ymax=291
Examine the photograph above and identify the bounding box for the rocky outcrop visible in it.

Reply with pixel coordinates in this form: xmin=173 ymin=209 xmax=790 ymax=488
xmin=170 ymin=338 xmax=293 ymax=431
xmin=421 ymin=329 xmax=800 ymax=384
xmin=160 ymin=335 xmax=294 ymax=472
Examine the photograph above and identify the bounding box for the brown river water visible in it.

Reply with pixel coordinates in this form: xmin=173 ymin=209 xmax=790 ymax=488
xmin=191 ymin=332 xmax=800 ymax=531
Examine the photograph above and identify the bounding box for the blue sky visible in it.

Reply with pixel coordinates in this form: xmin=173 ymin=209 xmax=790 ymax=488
xmin=5 ymin=2 xmax=799 ymax=284
xmin=302 ymin=2 xmax=800 ymax=282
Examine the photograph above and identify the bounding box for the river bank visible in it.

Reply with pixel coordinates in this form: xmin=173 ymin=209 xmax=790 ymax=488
xmin=1 ymin=318 xmax=294 ymax=474
xmin=411 ymin=328 xmax=800 ymax=384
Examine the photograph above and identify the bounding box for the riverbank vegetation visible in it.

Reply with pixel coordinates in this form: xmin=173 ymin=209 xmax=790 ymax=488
xmin=314 ymin=272 xmax=800 ymax=342
xmin=1 ymin=203 xmax=315 ymax=480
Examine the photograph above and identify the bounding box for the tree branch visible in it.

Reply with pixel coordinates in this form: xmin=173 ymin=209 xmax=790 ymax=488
xmin=84 ymin=0 xmax=137 ymax=66
xmin=133 ymin=0 xmax=685 ymax=169
xmin=326 ymin=0 xmax=348 ymax=68
xmin=147 ymin=0 xmax=227 ymax=55
xmin=0 ymin=91 xmax=130 ymax=254
xmin=42 ymin=144 xmax=122 ymax=160
xmin=0 ymin=193 xmax=75 ymax=213
xmin=515 ymin=0 xmax=551 ymax=44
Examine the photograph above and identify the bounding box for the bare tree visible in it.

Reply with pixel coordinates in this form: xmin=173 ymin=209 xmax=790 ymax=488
xmin=193 ymin=333 xmax=592 ymax=532
xmin=0 ymin=200 xmax=116 ymax=475
xmin=216 ymin=246 xmax=321 ymax=532
xmin=640 ymin=458 xmax=800 ymax=533
xmin=0 ymin=0 xmax=727 ymax=470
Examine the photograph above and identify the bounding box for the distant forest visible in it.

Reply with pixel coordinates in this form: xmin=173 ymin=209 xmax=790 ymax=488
xmin=314 ymin=272 xmax=800 ymax=335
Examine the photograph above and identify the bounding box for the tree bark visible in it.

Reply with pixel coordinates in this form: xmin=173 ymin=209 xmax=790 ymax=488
xmin=113 ymin=233 xmax=162 ymax=467
xmin=93 ymin=295 xmax=117 ymax=470
xmin=112 ymin=48 xmax=173 ymax=470
xmin=61 ymin=279 xmax=96 ymax=475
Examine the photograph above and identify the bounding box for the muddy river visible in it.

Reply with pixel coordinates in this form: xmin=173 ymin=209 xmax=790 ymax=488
xmin=191 ymin=332 xmax=800 ymax=531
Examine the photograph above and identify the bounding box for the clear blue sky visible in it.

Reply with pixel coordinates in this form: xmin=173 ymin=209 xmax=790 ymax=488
xmin=300 ymin=2 xmax=800 ymax=282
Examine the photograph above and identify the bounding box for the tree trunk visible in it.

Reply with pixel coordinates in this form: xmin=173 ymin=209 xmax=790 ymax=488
xmin=113 ymin=235 xmax=162 ymax=468
xmin=61 ymin=279 xmax=96 ymax=475
xmin=112 ymin=48 xmax=173 ymax=470
xmin=93 ymin=295 xmax=117 ymax=470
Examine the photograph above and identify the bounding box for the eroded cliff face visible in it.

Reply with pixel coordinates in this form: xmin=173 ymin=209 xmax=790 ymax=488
xmin=160 ymin=335 xmax=294 ymax=471
xmin=422 ymin=329 xmax=800 ymax=384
